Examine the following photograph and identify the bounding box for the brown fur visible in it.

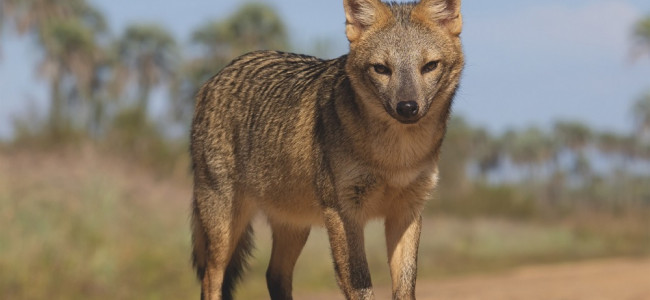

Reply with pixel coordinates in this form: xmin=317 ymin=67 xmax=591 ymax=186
xmin=190 ymin=0 xmax=464 ymax=299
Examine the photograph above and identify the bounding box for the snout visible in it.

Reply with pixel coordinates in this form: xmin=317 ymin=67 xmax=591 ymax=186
xmin=397 ymin=101 xmax=419 ymax=118
xmin=392 ymin=101 xmax=422 ymax=124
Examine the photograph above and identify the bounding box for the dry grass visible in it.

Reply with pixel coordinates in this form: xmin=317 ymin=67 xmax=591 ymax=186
xmin=1 ymin=145 xmax=648 ymax=299
xmin=0 ymin=145 xmax=197 ymax=299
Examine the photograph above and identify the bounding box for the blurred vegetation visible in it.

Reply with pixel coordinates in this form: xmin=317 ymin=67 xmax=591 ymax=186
xmin=632 ymin=13 xmax=650 ymax=60
xmin=1 ymin=1 xmax=650 ymax=299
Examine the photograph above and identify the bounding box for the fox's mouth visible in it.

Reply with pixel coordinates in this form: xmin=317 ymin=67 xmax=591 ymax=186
xmin=396 ymin=118 xmax=420 ymax=124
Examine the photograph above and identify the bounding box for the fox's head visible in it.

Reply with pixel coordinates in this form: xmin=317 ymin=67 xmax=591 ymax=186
xmin=344 ymin=0 xmax=464 ymax=125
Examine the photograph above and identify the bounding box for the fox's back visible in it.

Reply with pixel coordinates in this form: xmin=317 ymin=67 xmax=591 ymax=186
xmin=194 ymin=51 xmax=338 ymax=126
xmin=191 ymin=51 xmax=348 ymax=204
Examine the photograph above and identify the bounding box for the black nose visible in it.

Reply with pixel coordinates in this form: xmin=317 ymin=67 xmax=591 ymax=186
xmin=396 ymin=101 xmax=419 ymax=119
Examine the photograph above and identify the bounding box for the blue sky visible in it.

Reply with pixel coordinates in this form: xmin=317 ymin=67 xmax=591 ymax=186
xmin=1 ymin=0 xmax=650 ymax=138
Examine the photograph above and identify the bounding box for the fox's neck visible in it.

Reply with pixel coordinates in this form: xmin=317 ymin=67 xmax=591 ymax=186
xmin=334 ymin=78 xmax=446 ymax=173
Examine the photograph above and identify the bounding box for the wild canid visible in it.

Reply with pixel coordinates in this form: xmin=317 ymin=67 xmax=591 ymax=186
xmin=190 ymin=0 xmax=464 ymax=299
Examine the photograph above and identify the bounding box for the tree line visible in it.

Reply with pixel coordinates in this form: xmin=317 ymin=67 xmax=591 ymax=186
xmin=1 ymin=0 xmax=289 ymax=141
xmin=1 ymin=0 xmax=649 ymax=216
xmin=435 ymin=115 xmax=650 ymax=218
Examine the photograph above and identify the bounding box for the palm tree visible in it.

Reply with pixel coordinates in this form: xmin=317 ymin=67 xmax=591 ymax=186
xmin=191 ymin=3 xmax=289 ymax=61
xmin=506 ymin=127 xmax=555 ymax=181
xmin=1 ymin=0 xmax=107 ymax=40
xmin=189 ymin=2 xmax=289 ymax=81
xmin=0 ymin=0 xmax=19 ymax=53
xmin=629 ymin=17 xmax=650 ymax=163
xmin=553 ymin=121 xmax=592 ymax=180
xmin=39 ymin=18 xmax=100 ymax=134
xmin=471 ymin=128 xmax=502 ymax=182
xmin=1 ymin=0 xmax=108 ymax=136
xmin=116 ymin=23 xmax=179 ymax=117
xmin=631 ymin=15 xmax=650 ymax=60
xmin=554 ymin=121 xmax=591 ymax=152
xmin=596 ymin=131 xmax=629 ymax=173
xmin=174 ymin=3 xmax=290 ymax=124
xmin=632 ymin=93 xmax=650 ymax=140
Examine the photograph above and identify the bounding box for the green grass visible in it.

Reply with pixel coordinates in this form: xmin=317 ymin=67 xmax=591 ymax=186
xmin=1 ymin=147 xmax=648 ymax=299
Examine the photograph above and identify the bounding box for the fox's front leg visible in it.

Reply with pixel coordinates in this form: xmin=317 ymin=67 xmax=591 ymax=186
xmin=322 ymin=207 xmax=374 ymax=300
xmin=385 ymin=211 xmax=422 ymax=300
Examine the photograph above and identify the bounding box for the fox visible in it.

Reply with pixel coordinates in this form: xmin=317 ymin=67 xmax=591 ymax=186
xmin=190 ymin=0 xmax=464 ymax=299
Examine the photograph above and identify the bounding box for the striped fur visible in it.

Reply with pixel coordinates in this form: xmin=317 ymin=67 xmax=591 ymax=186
xmin=190 ymin=0 xmax=464 ymax=299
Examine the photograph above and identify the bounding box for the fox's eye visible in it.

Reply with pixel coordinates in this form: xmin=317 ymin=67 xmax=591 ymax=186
xmin=373 ymin=64 xmax=391 ymax=75
xmin=421 ymin=61 xmax=439 ymax=74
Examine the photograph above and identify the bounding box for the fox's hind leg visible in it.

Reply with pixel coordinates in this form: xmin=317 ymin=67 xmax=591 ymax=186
xmin=193 ymin=177 xmax=256 ymax=300
xmin=265 ymin=222 xmax=310 ymax=300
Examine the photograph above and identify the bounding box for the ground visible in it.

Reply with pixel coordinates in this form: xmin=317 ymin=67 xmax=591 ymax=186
xmin=302 ymin=258 xmax=650 ymax=300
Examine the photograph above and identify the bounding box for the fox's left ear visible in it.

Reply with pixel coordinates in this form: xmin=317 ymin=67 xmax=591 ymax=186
xmin=412 ymin=0 xmax=463 ymax=36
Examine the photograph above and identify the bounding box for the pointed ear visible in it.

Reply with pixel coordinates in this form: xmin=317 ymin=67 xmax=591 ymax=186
xmin=412 ymin=0 xmax=463 ymax=36
xmin=344 ymin=0 xmax=392 ymax=43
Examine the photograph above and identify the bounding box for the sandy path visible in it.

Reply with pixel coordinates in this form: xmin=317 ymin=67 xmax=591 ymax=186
xmin=301 ymin=258 xmax=650 ymax=300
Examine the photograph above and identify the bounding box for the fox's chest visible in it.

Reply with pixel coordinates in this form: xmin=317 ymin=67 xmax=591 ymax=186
xmin=363 ymin=123 xmax=442 ymax=173
xmin=333 ymin=161 xmax=439 ymax=219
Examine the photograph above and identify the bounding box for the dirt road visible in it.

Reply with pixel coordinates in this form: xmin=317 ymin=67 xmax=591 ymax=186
xmin=302 ymin=258 xmax=650 ymax=300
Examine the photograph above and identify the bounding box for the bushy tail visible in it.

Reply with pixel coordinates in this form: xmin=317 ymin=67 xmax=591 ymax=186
xmin=222 ymin=223 xmax=254 ymax=300
xmin=191 ymin=202 xmax=208 ymax=282
xmin=191 ymin=201 xmax=255 ymax=300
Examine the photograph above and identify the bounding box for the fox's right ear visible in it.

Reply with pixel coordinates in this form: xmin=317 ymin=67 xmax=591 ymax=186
xmin=413 ymin=0 xmax=463 ymax=36
xmin=343 ymin=0 xmax=392 ymax=43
